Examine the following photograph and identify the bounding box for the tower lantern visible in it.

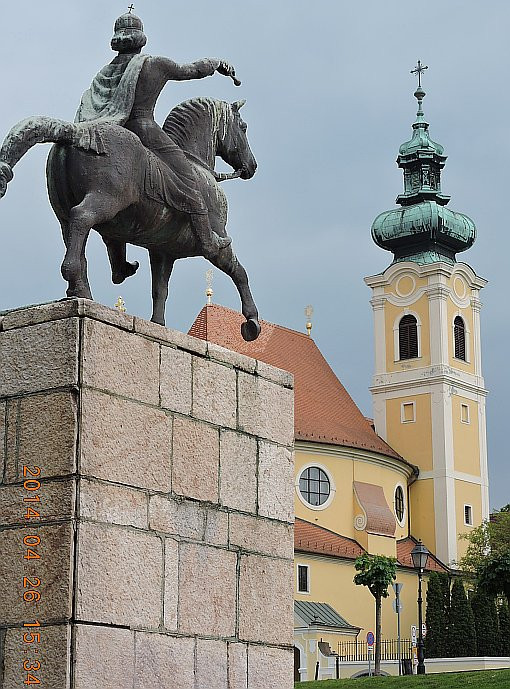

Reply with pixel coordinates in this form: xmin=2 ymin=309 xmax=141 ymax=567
xmin=371 ymin=65 xmax=475 ymax=265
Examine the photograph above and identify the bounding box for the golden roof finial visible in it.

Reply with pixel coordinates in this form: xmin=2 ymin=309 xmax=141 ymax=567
xmin=305 ymin=304 xmax=314 ymax=336
xmin=114 ymin=296 xmax=126 ymax=313
xmin=205 ymin=269 xmax=214 ymax=305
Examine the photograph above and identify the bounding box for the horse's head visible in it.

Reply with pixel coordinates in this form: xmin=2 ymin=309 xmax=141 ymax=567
xmin=217 ymin=100 xmax=257 ymax=180
xmin=163 ymin=97 xmax=257 ymax=179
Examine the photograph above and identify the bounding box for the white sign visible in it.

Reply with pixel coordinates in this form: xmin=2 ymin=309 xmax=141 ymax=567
xmin=422 ymin=623 xmax=427 ymax=638
xmin=411 ymin=625 xmax=417 ymax=647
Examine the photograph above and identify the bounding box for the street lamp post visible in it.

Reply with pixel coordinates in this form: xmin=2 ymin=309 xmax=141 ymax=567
xmin=411 ymin=540 xmax=429 ymax=675
xmin=392 ymin=582 xmax=403 ymax=675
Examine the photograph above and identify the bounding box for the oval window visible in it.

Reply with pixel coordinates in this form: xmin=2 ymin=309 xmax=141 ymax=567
xmin=299 ymin=467 xmax=331 ymax=507
xmin=395 ymin=485 xmax=405 ymax=523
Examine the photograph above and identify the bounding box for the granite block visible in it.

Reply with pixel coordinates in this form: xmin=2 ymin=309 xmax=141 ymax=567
xmin=134 ymin=632 xmax=195 ymax=689
xmin=0 ymin=319 xmax=79 ymax=397
xmin=0 ymin=523 xmax=74 ymax=625
xmin=163 ymin=537 xmax=179 ymax=630
xmin=219 ymin=430 xmax=257 ymax=514
xmin=178 ymin=543 xmax=237 ymax=637
xmin=160 ymin=345 xmax=192 ymax=415
xmin=238 ymin=554 xmax=294 ymax=645
xmin=80 ymin=389 xmax=172 ymax=492
xmin=192 ymin=356 xmax=237 ymax=429
xmin=196 ymin=639 xmax=228 ymax=689
xmin=172 ymin=416 xmax=219 ymax=502
xmin=237 ymin=372 xmax=293 ymax=446
xmin=247 ymin=645 xmax=293 ymax=689
xmin=258 ymin=442 xmax=294 ymax=523
xmin=76 ymin=522 xmax=162 ymax=628
xmin=229 ymin=513 xmax=294 ymax=560
xmin=82 ymin=318 xmax=159 ymax=404
xmin=74 ymin=625 xmax=134 ymax=689
xmin=2 ymin=624 xmax=71 ymax=689
xmin=79 ymin=478 xmax=148 ymax=529
xmin=18 ymin=392 xmax=78 ymax=479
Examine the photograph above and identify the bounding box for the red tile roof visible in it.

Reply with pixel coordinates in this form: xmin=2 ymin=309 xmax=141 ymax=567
xmin=397 ymin=537 xmax=449 ymax=573
xmin=295 ymin=520 xmax=449 ymax=572
xmin=189 ymin=304 xmax=401 ymax=459
xmin=295 ymin=519 xmax=365 ymax=559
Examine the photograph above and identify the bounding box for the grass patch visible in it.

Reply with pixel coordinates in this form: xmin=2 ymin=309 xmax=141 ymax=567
xmin=295 ymin=668 xmax=510 ymax=689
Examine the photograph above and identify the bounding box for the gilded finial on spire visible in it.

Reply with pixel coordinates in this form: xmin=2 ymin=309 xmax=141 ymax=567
xmin=114 ymin=296 xmax=126 ymax=312
xmin=205 ymin=269 xmax=214 ymax=305
xmin=410 ymin=60 xmax=428 ymax=88
xmin=305 ymin=305 xmax=314 ymax=337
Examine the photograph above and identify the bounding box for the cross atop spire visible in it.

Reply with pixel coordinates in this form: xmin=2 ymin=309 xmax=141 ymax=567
xmin=128 ymin=4 xmax=135 ymax=13
xmin=410 ymin=60 xmax=428 ymax=88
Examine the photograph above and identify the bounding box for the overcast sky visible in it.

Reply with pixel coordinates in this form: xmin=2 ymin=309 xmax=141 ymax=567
xmin=0 ymin=1 xmax=508 ymax=509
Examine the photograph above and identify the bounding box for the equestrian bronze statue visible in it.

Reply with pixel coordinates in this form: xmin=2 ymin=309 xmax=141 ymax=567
xmin=0 ymin=11 xmax=261 ymax=341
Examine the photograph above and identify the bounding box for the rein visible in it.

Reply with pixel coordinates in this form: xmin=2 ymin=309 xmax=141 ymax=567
xmin=184 ymin=150 xmax=242 ymax=183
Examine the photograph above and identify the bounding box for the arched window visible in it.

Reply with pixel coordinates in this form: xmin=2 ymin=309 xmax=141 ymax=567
xmin=394 ymin=485 xmax=405 ymax=524
xmin=454 ymin=316 xmax=466 ymax=361
xmin=399 ymin=315 xmax=418 ymax=360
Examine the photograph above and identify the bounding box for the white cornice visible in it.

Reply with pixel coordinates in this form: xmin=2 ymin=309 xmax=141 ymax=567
xmin=370 ymin=366 xmax=487 ymax=396
xmin=417 ymin=470 xmax=483 ymax=484
xmin=295 ymin=440 xmax=418 ymax=480
xmin=365 ymin=261 xmax=487 ymax=290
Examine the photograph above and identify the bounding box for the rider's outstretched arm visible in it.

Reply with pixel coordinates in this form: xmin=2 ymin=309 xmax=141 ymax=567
xmin=155 ymin=57 xmax=238 ymax=84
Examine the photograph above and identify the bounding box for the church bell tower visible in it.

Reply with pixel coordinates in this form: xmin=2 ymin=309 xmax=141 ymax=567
xmin=365 ymin=63 xmax=489 ymax=566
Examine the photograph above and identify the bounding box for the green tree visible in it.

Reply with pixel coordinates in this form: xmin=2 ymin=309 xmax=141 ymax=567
xmin=471 ymin=589 xmax=500 ymax=656
xmin=459 ymin=508 xmax=510 ymax=573
xmin=448 ymin=579 xmax=476 ymax=657
xmin=353 ymin=554 xmax=397 ymax=675
xmin=498 ymin=601 xmax=510 ymax=656
xmin=425 ymin=572 xmax=450 ymax=658
xmin=477 ymin=551 xmax=510 ymax=603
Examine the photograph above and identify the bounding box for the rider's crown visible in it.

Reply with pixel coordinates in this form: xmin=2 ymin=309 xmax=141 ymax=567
xmin=111 ymin=12 xmax=147 ymax=53
xmin=114 ymin=12 xmax=144 ymax=33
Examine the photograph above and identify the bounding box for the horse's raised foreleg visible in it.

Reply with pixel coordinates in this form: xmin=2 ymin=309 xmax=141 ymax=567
xmin=208 ymin=245 xmax=261 ymax=342
xmin=103 ymin=238 xmax=140 ymax=285
xmin=149 ymin=249 xmax=175 ymax=326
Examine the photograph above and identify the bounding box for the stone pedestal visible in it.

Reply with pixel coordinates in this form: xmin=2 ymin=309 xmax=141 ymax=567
xmin=0 ymin=300 xmax=294 ymax=689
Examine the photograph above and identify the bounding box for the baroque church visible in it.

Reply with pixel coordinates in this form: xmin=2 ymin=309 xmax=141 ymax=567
xmin=189 ymin=77 xmax=489 ymax=681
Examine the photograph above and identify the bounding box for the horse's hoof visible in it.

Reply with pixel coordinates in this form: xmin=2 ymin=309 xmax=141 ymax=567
xmin=241 ymin=318 xmax=261 ymax=342
xmin=112 ymin=261 xmax=139 ymax=284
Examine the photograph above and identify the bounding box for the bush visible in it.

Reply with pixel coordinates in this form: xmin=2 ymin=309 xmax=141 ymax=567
xmin=498 ymin=600 xmax=510 ymax=656
xmin=448 ymin=578 xmax=476 ymax=657
xmin=471 ymin=588 xmax=500 ymax=656
xmin=425 ymin=572 xmax=450 ymax=657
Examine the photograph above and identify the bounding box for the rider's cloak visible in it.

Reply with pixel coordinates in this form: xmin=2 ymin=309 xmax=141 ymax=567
xmin=73 ymin=54 xmax=148 ymax=152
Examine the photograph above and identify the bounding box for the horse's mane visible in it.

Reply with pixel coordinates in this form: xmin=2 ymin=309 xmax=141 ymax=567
xmin=163 ymin=97 xmax=229 ymax=152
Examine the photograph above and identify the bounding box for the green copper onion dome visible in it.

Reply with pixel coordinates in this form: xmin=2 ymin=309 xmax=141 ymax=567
xmin=371 ymin=65 xmax=476 ymax=265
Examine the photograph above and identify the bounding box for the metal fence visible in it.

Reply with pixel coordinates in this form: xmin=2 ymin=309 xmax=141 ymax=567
xmin=336 ymin=638 xmax=413 ymax=661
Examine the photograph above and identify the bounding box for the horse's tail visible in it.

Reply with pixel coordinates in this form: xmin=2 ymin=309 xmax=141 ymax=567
xmin=0 ymin=116 xmax=105 ymax=199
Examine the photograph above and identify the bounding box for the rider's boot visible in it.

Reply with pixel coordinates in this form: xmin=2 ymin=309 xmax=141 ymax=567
xmin=191 ymin=213 xmax=232 ymax=259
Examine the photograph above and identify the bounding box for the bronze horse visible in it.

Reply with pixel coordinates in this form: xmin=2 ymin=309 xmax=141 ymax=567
xmin=0 ymin=97 xmax=260 ymax=340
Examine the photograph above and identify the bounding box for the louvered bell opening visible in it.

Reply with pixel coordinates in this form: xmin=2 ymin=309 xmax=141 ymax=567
xmin=454 ymin=316 xmax=466 ymax=361
xmin=399 ymin=315 xmax=418 ymax=360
